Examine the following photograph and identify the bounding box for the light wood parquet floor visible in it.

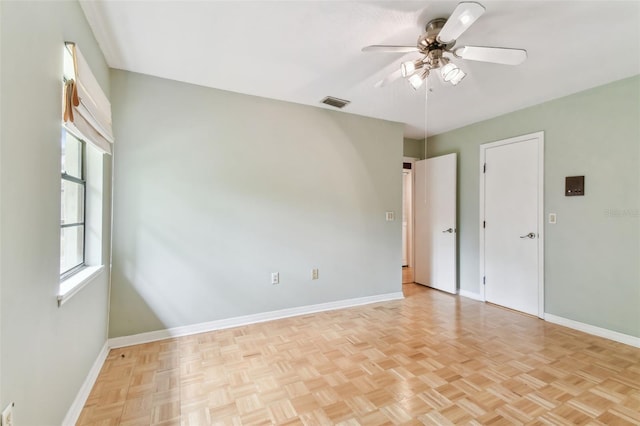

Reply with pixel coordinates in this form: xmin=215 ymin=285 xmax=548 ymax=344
xmin=79 ymin=284 xmax=640 ymax=425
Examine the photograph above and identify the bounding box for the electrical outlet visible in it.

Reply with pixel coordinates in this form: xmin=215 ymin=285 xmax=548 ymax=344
xmin=2 ymin=402 xmax=14 ymax=426
xmin=271 ymin=272 xmax=279 ymax=285
xmin=312 ymin=268 xmax=319 ymax=280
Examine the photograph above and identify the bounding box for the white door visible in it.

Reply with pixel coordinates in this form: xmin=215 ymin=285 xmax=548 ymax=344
xmin=414 ymin=153 xmax=457 ymax=294
xmin=481 ymin=132 xmax=544 ymax=317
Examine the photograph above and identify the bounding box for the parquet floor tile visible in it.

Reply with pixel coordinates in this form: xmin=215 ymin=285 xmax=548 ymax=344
xmin=79 ymin=284 xmax=640 ymax=424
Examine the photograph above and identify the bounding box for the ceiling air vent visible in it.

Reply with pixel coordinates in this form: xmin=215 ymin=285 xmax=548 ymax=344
xmin=321 ymin=96 xmax=350 ymax=109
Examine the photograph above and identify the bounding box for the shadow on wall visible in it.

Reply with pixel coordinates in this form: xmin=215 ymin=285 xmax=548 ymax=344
xmin=109 ymin=88 xmax=402 ymax=338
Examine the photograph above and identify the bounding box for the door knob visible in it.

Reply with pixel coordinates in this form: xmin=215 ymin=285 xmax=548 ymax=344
xmin=442 ymin=228 xmax=455 ymax=233
xmin=519 ymin=232 xmax=536 ymax=239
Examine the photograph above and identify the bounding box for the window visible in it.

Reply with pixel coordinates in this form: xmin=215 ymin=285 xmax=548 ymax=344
xmin=60 ymin=130 xmax=86 ymax=278
xmin=58 ymin=41 xmax=112 ymax=305
xmin=58 ymin=128 xmax=106 ymax=305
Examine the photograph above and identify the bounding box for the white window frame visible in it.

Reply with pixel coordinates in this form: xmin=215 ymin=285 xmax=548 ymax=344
xmin=58 ymin=128 xmax=106 ymax=306
xmin=60 ymin=130 xmax=87 ymax=279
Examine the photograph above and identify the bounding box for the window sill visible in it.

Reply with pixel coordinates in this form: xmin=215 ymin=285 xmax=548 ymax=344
xmin=58 ymin=265 xmax=104 ymax=307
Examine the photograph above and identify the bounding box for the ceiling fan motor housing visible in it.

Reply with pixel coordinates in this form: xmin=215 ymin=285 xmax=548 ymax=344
xmin=418 ymin=18 xmax=456 ymax=55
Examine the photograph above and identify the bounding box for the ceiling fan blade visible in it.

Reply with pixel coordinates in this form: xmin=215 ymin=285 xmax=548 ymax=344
xmin=362 ymin=45 xmax=418 ymax=53
xmin=437 ymin=2 xmax=486 ymax=43
xmin=456 ymin=46 xmax=527 ymax=65
xmin=374 ymin=69 xmax=402 ymax=88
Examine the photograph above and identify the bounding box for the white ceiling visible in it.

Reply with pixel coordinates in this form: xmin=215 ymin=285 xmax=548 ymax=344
xmin=80 ymin=1 xmax=640 ymax=138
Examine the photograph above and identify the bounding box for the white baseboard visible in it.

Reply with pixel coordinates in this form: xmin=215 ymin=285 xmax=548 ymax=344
xmin=62 ymin=341 xmax=110 ymax=426
xmin=458 ymin=289 xmax=483 ymax=301
xmin=66 ymin=292 xmax=403 ymax=420
xmin=544 ymin=313 xmax=640 ymax=348
xmin=109 ymin=292 xmax=404 ymax=349
xmin=64 ymin=295 xmax=639 ymax=424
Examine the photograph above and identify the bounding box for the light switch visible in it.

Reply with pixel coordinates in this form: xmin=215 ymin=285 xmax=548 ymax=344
xmin=385 ymin=211 xmax=395 ymax=221
xmin=549 ymin=213 xmax=557 ymax=224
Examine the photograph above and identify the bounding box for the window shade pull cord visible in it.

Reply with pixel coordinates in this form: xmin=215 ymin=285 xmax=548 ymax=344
xmin=63 ymin=79 xmax=79 ymax=123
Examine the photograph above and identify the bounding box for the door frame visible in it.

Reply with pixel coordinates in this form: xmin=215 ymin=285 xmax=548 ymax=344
xmin=403 ymin=156 xmax=418 ymax=269
xmin=479 ymin=131 xmax=545 ymax=318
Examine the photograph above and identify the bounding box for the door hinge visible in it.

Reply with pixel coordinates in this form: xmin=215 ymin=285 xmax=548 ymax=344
xmin=483 ymin=221 xmax=486 ymax=229
xmin=483 ymin=276 xmax=486 ymax=285
xmin=483 ymin=163 xmax=486 ymax=173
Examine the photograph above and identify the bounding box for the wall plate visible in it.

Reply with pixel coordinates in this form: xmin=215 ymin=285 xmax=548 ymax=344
xmin=565 ymin=176 xmax=585 ymax=196
xmin=2 ymin=402 xmax=14 ymax=426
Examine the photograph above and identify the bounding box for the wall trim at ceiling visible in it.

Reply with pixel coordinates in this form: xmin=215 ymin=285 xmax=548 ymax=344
xmin=79 ymin=0 xmax=120 ymax=66
xmin=544 ymin=313 xmax=640 ymax=349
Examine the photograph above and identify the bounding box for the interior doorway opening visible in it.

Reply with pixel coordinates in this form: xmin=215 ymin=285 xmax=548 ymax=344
xmin=402 ymin=158 xmax=417 ymax=284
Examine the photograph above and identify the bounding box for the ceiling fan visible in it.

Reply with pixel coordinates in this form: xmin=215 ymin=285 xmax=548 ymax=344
xmin=362 ymin=1 xmax=527 ymax=90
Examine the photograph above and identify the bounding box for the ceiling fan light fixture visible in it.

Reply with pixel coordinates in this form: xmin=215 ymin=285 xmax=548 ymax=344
xmin=450 ymin=69 xmax=466 ymax=85
xmin=400 ymin=59 xmax=424 ymax=78
xmin=401 ymin=61 xmax=415 ymax=78
xmin=408 ymin=73 xmax=424 ymax=90
xmin=408 ymin=70 xmax=430 ymax=90
xmin=441 ymin=62 xmax=459 ymax=82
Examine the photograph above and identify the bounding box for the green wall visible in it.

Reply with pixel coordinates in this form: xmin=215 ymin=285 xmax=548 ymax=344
xmin=403 ymin=137 xmax=425 ymax=159
xmin=109 ymin=70 xmax=404 ymax=338
xmin=0 ymin=1 xmax=112 ymax=423
xmin=427 ymin=75 xmax=640 ymax=337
